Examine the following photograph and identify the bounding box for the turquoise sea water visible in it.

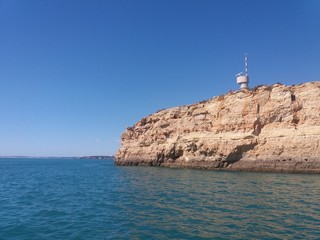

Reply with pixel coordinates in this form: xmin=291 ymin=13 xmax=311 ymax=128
xmin=0 ymin=158 xmax=319 ymax=239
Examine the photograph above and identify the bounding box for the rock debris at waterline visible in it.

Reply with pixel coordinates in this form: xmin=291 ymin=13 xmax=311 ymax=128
xmin=115 ymin=81 xmax=320 ymax=173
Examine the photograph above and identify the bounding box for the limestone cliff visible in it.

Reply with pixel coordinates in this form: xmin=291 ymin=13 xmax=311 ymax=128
xmin=115 ymin=81 xmax=320 ymax=173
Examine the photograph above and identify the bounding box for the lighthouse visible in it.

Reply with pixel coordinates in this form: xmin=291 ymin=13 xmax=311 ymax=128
xmin=236 ymin=54 xmax=249 ymax=89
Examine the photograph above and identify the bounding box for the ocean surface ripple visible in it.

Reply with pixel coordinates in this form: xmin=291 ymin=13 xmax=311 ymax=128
xmin=0 ymin=158 xmax=319 ymax=239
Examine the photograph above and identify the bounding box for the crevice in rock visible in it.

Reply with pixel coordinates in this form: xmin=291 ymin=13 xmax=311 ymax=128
xmin=291 ymin=96 xmax=302 ymax=126
xmin=292 ymin=115 xmax=300 ymax=125
xmin=199 ymin=149 xmax=216 ymax=157
xmin=252 ymin=117 xmax=263 ymax=136
xmin=151 ymin=152 xmax=165 ymax=166
xmin=225 ymin=141 xmax=259 ymax=164
xmin=167 ymin=145 xmax=184 ymax=161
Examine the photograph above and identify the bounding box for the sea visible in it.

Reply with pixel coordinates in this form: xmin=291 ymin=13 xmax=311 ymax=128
xmin=0 ymin=158 xmax=319 ymax=240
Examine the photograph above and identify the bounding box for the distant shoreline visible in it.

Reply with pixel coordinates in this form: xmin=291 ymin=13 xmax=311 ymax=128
xmin=0 ymin=156 xmax=115 ymax=160
xmin=79 ymin=156 xmax=115 ymax=160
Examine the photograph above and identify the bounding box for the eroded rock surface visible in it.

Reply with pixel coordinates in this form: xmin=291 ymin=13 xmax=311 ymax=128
xmin=115 ymin=82 xmax=320 ymax=173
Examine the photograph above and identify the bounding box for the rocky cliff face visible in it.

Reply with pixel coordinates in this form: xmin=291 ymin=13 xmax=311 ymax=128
xmin=115 ymin=82 xmax=320 ymax=173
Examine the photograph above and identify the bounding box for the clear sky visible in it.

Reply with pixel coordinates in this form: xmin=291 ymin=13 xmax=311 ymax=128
xmin=0 ymin=0 xmax=319 ymax=157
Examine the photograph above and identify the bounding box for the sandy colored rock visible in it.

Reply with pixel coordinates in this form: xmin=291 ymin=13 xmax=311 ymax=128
xmin=115 ymin=81 xmax=320 ymax=173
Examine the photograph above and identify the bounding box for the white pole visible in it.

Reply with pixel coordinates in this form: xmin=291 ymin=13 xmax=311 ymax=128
xmin=245 ymin=54 xmax=248 ymax=76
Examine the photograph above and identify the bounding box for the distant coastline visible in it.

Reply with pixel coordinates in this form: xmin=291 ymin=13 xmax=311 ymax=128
xmin=0 ymin=156 xmax=115 ymax=160
xmin=0 ymin=156 xmax=75 ymax=159
xmin=79 ymin=156 xmax=115 ymax=160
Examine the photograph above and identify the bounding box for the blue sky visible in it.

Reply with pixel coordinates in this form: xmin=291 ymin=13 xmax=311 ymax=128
xmin=0 ymin=0 xmax=319 ymax=157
